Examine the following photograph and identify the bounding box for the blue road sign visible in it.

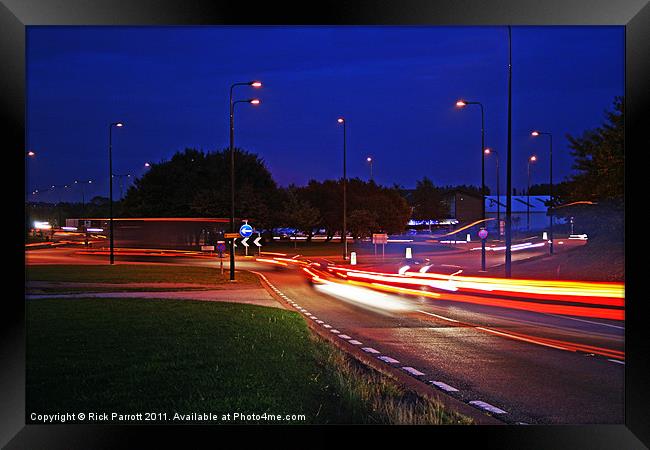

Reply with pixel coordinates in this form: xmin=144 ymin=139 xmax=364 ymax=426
xmin=239 ymin=224 xmax=253 ymax=238
xmin=216 ymin=242 xmax=226 ymax=253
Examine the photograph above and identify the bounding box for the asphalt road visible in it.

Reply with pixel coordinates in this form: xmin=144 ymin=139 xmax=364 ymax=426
xmin=26 ymin=246 xmax=623 ymax=424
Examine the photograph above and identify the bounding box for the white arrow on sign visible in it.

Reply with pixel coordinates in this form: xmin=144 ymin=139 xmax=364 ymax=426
xmin=241 ymin=237 xmax=250 ymax=247
xmin=253 ymin=236 xmax=262 ymax=247
xmin=233 ymin=238 xmax=238 ymax=248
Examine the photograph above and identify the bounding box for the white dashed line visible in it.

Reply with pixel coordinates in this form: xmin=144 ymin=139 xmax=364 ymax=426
xmin=377 ymin=356 xmax=400 ymax=364
xmin=348 ymin=340 xmax=363 ymax=345
xmin=316 ymin=320 xmax=324 ymax=324
xmin=362 ymin=347 xmax=380 ymax=354
xmin=402 ymin=367 xmax=425 ymax=376
xmin=338 ymin=334 xmax=352 ymax=339
xmin=330 ymin=329 xmax=340 ymax=334
xmin=430 ymin=381 xmax=459 ymax=392
xmin=608 ymin=359 xmax=625 ymax=365
xmin=323 ymin=324 xmax=332 ymax=328
xmin=469 ymin=401 xmax=508 ymax=415
xmin=417 ymin=310 xmax=459 ymax=323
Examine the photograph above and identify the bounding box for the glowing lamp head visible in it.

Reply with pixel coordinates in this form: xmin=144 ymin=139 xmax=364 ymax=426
xmin=367 ymin=156 xmax=372 ymax=162
xmin=531 ymin=130 xmax=540 ymax=136
xmin=250 ymin=81 xmax=262 ymax=88
xmin=484 ymin=148 xmax=491 ymax=155
xmin=456 ymin=100 xmax=467 ymax=108
xmin=250 ymin=99 xmax=261 ymax=105
xmin=530 ymin=155 xmax=537 ymax=162
xmin=115 ymin=122 xmax=124 ymax=127
xmin=27 ymin=151 xmax=35 ymax=157
xmin=144 ymin=162 xmax=151 ymax=168
xmin=337 ymin=118 xmax=345 ymax=124
xmin=88 ymin=180 xmax=93 ymax=183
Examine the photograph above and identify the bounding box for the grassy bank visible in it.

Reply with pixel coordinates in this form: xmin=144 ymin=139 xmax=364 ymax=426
xmin=26 ymin=298 xmax=470 ymax=424
xmin=26 ymin=264 xmax=259 ymax=286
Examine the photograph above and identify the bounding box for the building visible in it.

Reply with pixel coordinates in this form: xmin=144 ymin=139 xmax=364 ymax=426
xmin=447 ymin=190 xmax=483 ymax=224
xmin=485 ymin=195 xmax=564 ymax=234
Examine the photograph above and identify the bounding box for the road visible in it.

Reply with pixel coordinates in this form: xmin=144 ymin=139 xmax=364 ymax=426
xmin=26 ymin=244 xmax=623 ymax=424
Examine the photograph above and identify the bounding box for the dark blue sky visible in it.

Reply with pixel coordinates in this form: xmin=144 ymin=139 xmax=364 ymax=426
xmin=26 ymin=26 xmax=623 ymax=203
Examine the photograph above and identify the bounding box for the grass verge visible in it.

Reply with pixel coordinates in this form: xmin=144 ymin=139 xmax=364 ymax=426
xmin=26 ymin=298 xmax=470 ymax=424
xmin=26 ymin=264 xmax=259 ymax=286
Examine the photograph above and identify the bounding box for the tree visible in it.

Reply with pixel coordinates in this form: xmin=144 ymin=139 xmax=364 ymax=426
xmin=121 ymin=148 xmax=283 ymax=229
xmin=281 ymin=188 xmax=320 ymax=240
xmin=565 ymin=96 xmax=624 ymax=201
xmin=412 ymin=177 xmax=445 ymax=220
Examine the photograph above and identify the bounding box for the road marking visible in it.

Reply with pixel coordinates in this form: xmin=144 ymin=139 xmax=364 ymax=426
xmin=316 ymin=320 xmax=324 ymax=324
xmin=362 ymin=347 xmax=380 ymax=354
xmin=469 ymin=400 xmax=507 ymax=415
xmin=338 ymin=334 xmax=352 ymax=339
xmin=547 ymin=314 xmax=625 ymax=330
xmin=417 ymin=310 xmax=460 ymax=323
xmin=475 ymin=327 xmax=571 ymax=352
xmin=402 ymin=367 xmax=425 ymax=376
xmin=348 ymin=340 xmax=363 ymax=345
xmin=430 ymin=381 xmax=459 ymax=392
xmin=608 ymin=359 xmax=625 ymax=365
xmin=310 ymin=316 xmax=318 ymax=320
xmin=330 ymin=329 xmax=340 ymax=334
xmin=377 ymin=356 xmax=400 ymax=364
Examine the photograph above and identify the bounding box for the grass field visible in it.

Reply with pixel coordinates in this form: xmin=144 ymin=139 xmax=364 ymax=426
xmin=26 ymin=298 xmax=471 ymax=424
xmin=26 ymin=264 xmax=259 ymax=286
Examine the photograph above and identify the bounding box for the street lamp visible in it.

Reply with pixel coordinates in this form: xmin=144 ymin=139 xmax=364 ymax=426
xmin=456 ymin=99 xmax=486 ymax=271
xmin=108 ymin=121 xmax=124 ymax=265
xmin=531 ymin=130 xmax=554 ymax=254
xmin=337 ymin=117 xmax=348 ymax=261
xmin=527 ymin=155 xmax=537 ymax=231
xmin=484 ymin=148 xmax=500 ymax=236
xmin=366 ymin=156 xmax=373 ymax=181
xmin=229 ymin=80 xmax=262 ymax=281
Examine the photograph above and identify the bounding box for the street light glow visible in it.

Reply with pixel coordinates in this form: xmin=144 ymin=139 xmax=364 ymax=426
xmin=250 ymin=81 xmax=262 ymax=87
xmin=456 ymin=100 xmax=467 ymax=107
xmin=367 ymin=156 xmax=372 ymax=162
xmin=337 ymin=117 xmax=345 ymax=123
xmin=530 ymin=155 xmax=537 ymax=162
xmin=250 ymin=99 xmax=261 ymax=105
xmin=484 ymin=148 xmax=491 ymax=155
xmin=27 ymin=151 xmax=36 ymax=157
xmin=144 ymin=162 xmax=151 ymax=167
xmin=115 ymin=122 xmax=124 ymax=127
xmin=531 ymin=130 xmax=540 ymax=136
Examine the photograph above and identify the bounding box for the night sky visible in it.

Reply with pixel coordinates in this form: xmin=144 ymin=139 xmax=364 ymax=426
xmin=26 ymin=26 xmax=623 ymax=203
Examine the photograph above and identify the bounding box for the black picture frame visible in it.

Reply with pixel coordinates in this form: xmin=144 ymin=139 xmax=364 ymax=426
xmin=5 ymin=0 xmax=648 ymax=447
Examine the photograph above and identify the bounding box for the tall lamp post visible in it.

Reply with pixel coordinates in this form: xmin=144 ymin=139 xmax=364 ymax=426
xmin=366 ymin=156 xmax=373 ymax=181
xmin=26 ymin=151 xmax=36 ymax=238
xmin=337 ymin=117 xmax=348 ymax=260
xmin=108 ymin=122 xmax=124 ymax=265
xmin=527 ymin=155 xmax=537 ymax=231
xmin=229 ymin=80 xmax=262 ymax=281
xmin=484 ymin=148 xmax=500 ymax=236
xmin=456 ymin=99 xmax=486 ymax=271
xmin=532 ymin=130 xmax=554 ymax=254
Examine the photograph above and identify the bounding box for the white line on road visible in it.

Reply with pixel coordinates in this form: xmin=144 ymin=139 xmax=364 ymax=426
xmin=417 ymin=310 xmax=460 ymax=323
xmin=402 ymin=367 xmax=425 ymax=376
xmin=361 ymin=347 xmax=380 ymax=354
xmin=316 ymin=320 xmax=324 ymax=324
xmin=377 ymin=356 xmax=400 ymax=364
xmin=608 ymin=359 xmax=625 ymax=365
xmin=547 ymin=314 xmax=625 ymax=330
xmin=323 ymin=324 xmax=332 ymax=328
xmin=430 ymin=381 xmax=459 ymax=392
xmin=469 ymin=400 xmax=507 ymax=415
xmin=338 ymin=334 xmax=352 ymax=339
xmin=330 ymin=329 xmax=340 ymax=334
xmin=348 ymin=340 xmax=363 ymax=345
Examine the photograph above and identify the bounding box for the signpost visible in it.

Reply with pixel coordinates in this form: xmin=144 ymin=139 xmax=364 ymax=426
xmin=478 ymin=228 xmax=488 ymax=240
xmin=253 ymin=233 xmax=262 ymax=256
xmin=239 ymin=223 xmax=253 ymax=256
xmin=372 ymin=233 xmax=388 ymax=259
xmin=216 ymin=241 xmax=226 ymax=274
